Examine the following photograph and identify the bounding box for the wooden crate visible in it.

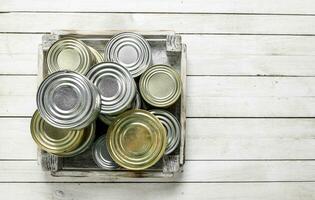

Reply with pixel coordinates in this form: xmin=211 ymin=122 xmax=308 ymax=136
xmin=37 ymin=30 xmax=187 ymax=178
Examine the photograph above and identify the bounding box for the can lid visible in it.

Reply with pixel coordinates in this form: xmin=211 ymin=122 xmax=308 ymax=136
xmin=106 ymin=109 xmax=167 ymax=170
xmin=57 ymin=121 xmax=96 ymax=157
xmin=47 ymin=37 xmax=93 ymax=75
xmin=105 ymin=32 xmax=152 ymax=77
xmin=139 ymin=65 xmax=182 ymax=107
xmin=92 ymin=135 xmax=119 ymax=170
xmin=88 ymin=46 xmax=104 ymax=64
xmin=149 ymin=109 xmax=180 ymax=155
xmin=37 ymin=70 xmax=100 ymax=129
xmin=30 ymin=110 xmax=84 ymax=154
xmin=86 ymin=62 xmax=136 ymax=115
xmin=99 ymin=92 xmax=142 ymax=125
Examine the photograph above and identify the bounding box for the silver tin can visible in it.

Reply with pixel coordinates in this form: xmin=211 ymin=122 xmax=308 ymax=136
xmin=104 ymin=32 xmax=152 ymax=77
xmin=47 ymin=37 xmax=95 ymax=75
xmin=99 ymin=92 xmax=142 ymax=125
xmin=149 ymin=109 xmax=180 ymax=155
xmin=86 ymin=62 xmax=136 ymax=115
xmin=92 ymin=135 xmax=119 ymax=170
xmin=37 ymin=70 xmax=101 ymax=129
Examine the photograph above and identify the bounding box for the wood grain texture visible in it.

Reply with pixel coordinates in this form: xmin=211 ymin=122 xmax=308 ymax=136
xmin=1 ymin=0 xmax=315 ymax=14
xmin=2 ymin=118 xmax=315 ymax=160
xmin=2 ymin=34 xmax=315 ymax=76
xmin=0 ymin=182 xmax=314 ymax=200
xmin=2 ymin=76 xmax=315 ymax=117
xmin=0 ymin=160 xmax=315 ymax=182
xmin=1 ymin=13 xmax=315 ymax=35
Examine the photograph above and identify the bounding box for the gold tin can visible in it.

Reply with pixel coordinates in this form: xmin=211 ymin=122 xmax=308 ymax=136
xmin=31 ymin=110 xmax=82 ymax=155
xmin=47 ymin=37 xmax=95 ymax=75
xmin=106 ymin=109 xmax=167 ymax=170
xmin=139 ymin=64 xmax=182 ymax=107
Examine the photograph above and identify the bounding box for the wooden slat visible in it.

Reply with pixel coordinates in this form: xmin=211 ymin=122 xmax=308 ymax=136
xmin=2 ymin=34 xmax=315 ymax=76
xmin=1 ymin=13 xmax=315 ymax=35
xmin=2 ymin=118 xmax=315 ymax=160
xmin=1 ymin=0 xmax=315 ymax=15
xmin=0 ymin=182 xmax=314 ymax=200
xmin=0 ymin=160 xmax=315 ymax=182
xmin=2 ymin=76 xmax=315 ymax=117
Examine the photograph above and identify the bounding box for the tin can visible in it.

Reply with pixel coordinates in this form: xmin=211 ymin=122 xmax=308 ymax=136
xmin=139 ymin=64 xmax=182 ymax=107
xmin=92 ymin=135 xmax=119 ymax=170
xmin=58 ymin=121 xmax=96 ymax=157
xmin=30 ymin=110 xmax=84 ymax=156
xmin=86 ymin=62 xmax=136 ymax=116
xmin=99 ymin=92 xmax=142 ymax=125
xmin=104 ymin=32 xmax=152 ymax=77
xmin=149 ymin=109 xmax=180 ymax=155
xmin=47 ymin=37 xmax=95 ymax=75
xmin=106 ymin=109 xmax=167 ymax=170
xmin=37 ymin=70 xmax=101 ymax=129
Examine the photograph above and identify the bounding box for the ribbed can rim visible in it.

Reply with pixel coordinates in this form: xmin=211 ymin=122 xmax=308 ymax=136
xmin=30 ymin=110 xmax=84 ymax=154
xmin=104 ymin=32 xmax=152 ymax=77
xmin=36 ymin=70 xmax=100 ymax=129
xmin=106 ymin=109 xmax=167 ymax=170
xmin=86 ymin=62 xmax=136 ymax=115
xmin=149 ymin=109 xmax=180 ymax=155
xmin=56 ymin=121 xmax=96 ymax=157
xmin=47 ymin=37 xmax=94 ymax=75
xmin=92 ymin=135 xmax=119 ymax=169
xmin=139 ymin=64 xmax=182 ymax=107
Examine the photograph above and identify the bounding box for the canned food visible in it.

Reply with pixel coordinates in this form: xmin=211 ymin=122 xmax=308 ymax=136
xmin=30 ymin=110 xmax=92 ymax=156
xmin=37 ymin=70 xmax=100 ymax=129
xmin=139 ymin=64 xmax=182 ymax=107
xmin=47 ymin=37 xmax=95 ymax=75
xmin=86 ymin=62 xmax=136 ymax=116
xmin=104 ymin=32 xmax=152 ymax=77
xmin=92 ymin=135 xmax=119 ymax=170
xmin=88 ymin=46 xmax=104 ymax=64
xmin=99 ymin=92 xmax=142 ymax=125
xmin=59 ymin=121 xmax=95 ymax=157
xmin=149 ymin=109 xmax=180 ymax=155
xmin=106 ymin=109 xmax=167 ymax=170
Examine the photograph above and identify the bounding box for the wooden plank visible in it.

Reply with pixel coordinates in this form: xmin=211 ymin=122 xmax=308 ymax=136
xmin=0 ymin=160 xmax=315 ymax=182
xmin=0 ymin=118 xmax=36 ymax=159
xmin=2 ymin=76 xmax=315 ymax=117
xmin=1 ymin=0 xmax=315 ymax=15
xmin=3 ymin=34 xmax=315 ymax=76
xmin=2 ymin=118 xmax=315 ymax=160
xmin=0 ymin=182 xmax=314 ymax=200
xmin=1 ymin=13 xmax=315 ymax=35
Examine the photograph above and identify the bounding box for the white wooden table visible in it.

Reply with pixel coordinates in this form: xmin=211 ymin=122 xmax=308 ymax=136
xmin=0 ymin=0 xmax=315 ymax=199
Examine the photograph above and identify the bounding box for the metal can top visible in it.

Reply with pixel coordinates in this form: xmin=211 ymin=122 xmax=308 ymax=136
xmin=99 ymin=92 xmax=142 ymax=125
xmin=149 ymin=109 xmax=180 ymax=155
xmin=30 ymin=110 xmax=84 ymax=154
xmin=58 ymin=121 xmax=96 ymax=157
xmin=92 ymin=135 xmax=119 ymax=170
xmin=139 ymin=65 xmax=182 ymax=107
xmin=86 ymin=62 xmax=136 ymax=115
xmin=104 ymin=32 xmax=152 ymax=77
xmin=106 ymin=109 xmax=167 ymax=170
xmin=47 ymin=37 xmax=93 ymax=75
xmin=37 ymin=70 xmax=100 ymax=129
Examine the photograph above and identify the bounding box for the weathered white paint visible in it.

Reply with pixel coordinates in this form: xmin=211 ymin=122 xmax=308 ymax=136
xmin=1 ymin=13 xmax=315 ymax=34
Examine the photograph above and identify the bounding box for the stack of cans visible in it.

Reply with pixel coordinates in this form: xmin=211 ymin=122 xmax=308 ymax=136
xmin=31 ymin=32 xmax=182 ymax=170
